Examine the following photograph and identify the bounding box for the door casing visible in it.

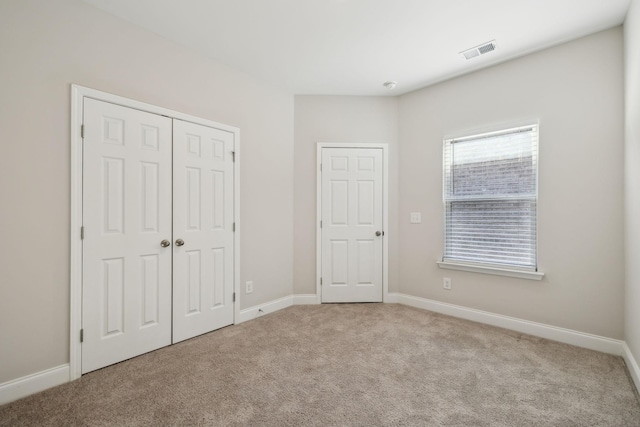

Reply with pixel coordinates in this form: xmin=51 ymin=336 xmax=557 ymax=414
xmin=316 ymin=142 xmax=389 ymax=304
xmin=70 ymin=85 xmax=241 ymax=380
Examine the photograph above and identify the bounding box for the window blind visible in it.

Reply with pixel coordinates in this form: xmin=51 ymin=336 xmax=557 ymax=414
xmin=443 ymin=125 xmax=538 ymax=270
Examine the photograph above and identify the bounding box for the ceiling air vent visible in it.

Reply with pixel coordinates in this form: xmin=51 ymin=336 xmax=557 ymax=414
xmin=461 ymin=40 xmax=497 ymax=60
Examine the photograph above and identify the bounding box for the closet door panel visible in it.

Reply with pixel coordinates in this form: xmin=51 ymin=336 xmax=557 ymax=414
xmin=82 ymin=98 xmax=172 ymax=374
xmin=172 ymin=119 xmax=235 ymax=343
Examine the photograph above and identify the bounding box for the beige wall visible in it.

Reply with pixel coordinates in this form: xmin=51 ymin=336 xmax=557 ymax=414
xmin=0 ymin=0 xmax=293 ymax=383
xmin=293 ymin=96 xmax=399 ymax=294
xmin=398 ymin=28 xmax=625 ymax=339
xmin=625 ymin=0 xmax=640 ymax=364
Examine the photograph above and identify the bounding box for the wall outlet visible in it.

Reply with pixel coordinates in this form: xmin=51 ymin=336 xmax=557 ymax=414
xmin=443 ymin=278 xmax=452 ymax=290
xmin=410 ymin=212 xmax=422 ymax=224
xmin=246 ymin=281 xmax=253 ymax=294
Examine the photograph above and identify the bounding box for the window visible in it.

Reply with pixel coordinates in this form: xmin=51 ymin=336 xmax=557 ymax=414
xmin=441 ymin=124 xmax=540 ymax=277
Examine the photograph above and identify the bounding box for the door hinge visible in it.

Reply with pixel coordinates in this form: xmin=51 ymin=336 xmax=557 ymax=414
xmin=232 ymin=222 xmax=236 ymax=232
xmin=231 ymin=151 xmax=235 ymax=162
xmin=80 ymin=124 xmax=85 ymax=139
xmin=320 ymin=163 xmax=322 ymax=171
xmin=80 ymin=329 xmax=84 ymax=343
xmin=320 ymin=277 xmax=323 ymax=285
xmin=233 ymin=292 xmax=236 ymax=302
xmin=80 ymin=226 xmax=85 ymax=240
xmin=320 ymin=220 xmax=322 ymax=228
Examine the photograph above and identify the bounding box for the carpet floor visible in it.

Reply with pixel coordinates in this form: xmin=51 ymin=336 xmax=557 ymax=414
xmin=1 ymin=304 xmax=639 ymax=426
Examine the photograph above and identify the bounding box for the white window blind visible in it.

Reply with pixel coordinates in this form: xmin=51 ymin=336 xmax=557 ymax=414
xmin=443 ymin=124 xmax=538 ymax=270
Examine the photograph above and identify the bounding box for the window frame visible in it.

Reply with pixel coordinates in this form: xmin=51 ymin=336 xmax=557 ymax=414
xmin=438 ymin=123 xmax=544 ymax=281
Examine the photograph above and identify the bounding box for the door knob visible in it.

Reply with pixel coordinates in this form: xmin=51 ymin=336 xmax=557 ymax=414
xmin=160 ymin=239 xmax=171 ymax=247
xmin=375 ymin=231 xmax=382 ymax=237
xmin=175 ymin=238 xmax=185 ymax=247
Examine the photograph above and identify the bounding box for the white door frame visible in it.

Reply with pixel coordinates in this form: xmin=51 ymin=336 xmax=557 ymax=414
xmin=70 ymin=85 xmax=241 ymax=380
xmin=316 ymin=142 xmax=389 ymax=304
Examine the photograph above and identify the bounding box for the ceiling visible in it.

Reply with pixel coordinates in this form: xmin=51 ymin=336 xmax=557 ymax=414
xmin=81 ymin=0 xmax=631 ymax=96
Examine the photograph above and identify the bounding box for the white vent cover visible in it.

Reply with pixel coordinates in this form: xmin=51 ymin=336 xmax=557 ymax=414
xmin=461 ymin=40 xmax=497 ymax=60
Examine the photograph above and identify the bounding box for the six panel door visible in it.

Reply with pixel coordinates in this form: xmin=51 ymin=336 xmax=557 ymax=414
xmin=172 ymin=119 xmax=235 ymax=343
xmin=321 ymin=148 xmax=383 ymax=303
xmin=82 ymin=100 xmax=236 ymax=373
xmin=82 ymin=98 xmax=173 ymax=373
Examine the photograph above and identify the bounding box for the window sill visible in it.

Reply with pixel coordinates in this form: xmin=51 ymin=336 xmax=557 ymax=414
xmin=436 ymin=260 xmax=544 ymax=281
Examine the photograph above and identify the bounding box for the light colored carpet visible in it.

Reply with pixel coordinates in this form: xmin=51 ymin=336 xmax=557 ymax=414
xmin=1 ymin=304 xmax=639 ymax=426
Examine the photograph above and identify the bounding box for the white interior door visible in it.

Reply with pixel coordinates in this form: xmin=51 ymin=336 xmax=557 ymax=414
xmin=172 ymin=119 xmax=235 ymax=343
xmin=321 ymin=148 xmax=383 ymax=303
xmin=82 ymin=98 xmax=173 ymax=373
xmin=82 ymin=100 xmax=236 ymax=372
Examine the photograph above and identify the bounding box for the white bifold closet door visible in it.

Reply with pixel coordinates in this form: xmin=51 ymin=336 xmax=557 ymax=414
xmin=172 ymin=119 xmax=234 ymax=343
xmin=82 ymin=98 xmax=173 ymax=373
xmin=82 ymin=99 xmax=234 ymax=374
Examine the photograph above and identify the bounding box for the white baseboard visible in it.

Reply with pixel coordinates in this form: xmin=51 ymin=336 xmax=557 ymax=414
xmin=384 ymin=293 xmax=399 ymax=303
xmin=0 ymin=364 xmax=69 ymax=405
xmin=293 ymin=294 xmax=320 ymax=305
xmin=238 ymin=295 xmax=294 ymax=323
xmin=623 ymin=342 xmax=640 ymax=393
xmin=293 ymin=293 xmax=399 ymax=304
xmin=390 ymin=293 xmax=624 ymax=355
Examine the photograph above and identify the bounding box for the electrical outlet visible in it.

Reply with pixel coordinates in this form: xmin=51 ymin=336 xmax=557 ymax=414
xmin=410 ymin=212 xmax=422 ymax=224
xmin=443 ymin=278 xmax=452 ymax=290
xmin=246 ymin=281 xmax=253 ymax=294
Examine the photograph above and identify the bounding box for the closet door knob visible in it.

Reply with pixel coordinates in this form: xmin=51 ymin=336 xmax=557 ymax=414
xmin=375 ymin=231 xmax=382 ymax=237
xmin=175 ymin=238 xmax=185 ymax=247
xmin=160 ymin=239 xmax=171 ymax=247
